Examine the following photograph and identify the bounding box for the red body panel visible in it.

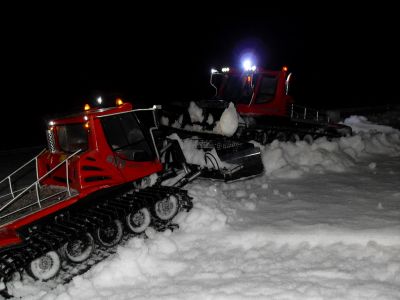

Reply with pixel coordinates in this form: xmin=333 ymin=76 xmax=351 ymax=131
xmin=0 ymin=102 xmax=163 ymax=248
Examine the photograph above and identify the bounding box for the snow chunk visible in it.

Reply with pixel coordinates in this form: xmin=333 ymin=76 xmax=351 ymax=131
xmin=344 ymin=115 xmax=399 ymax=134
xmin=176 ymin=202 xmax=228 ymax=232
xmin=188 ymin=101 xmax=204 ymax=123
xmin=160 ymin=116 xmax=169 ymax=126
xmin=241 ymin=200 xmax=256 ymax=210
xmin=206 ymin=114 xmax=214 ymax=125
xmin=235 ymin=190 xmax=247 ymax=198
xmin=171 ymin=114 xmax=183 ymax=128
xmin=168 ymin=133 xmax=233 ymax=169
xmin=213 ymin=102 xmax=239 ymax=137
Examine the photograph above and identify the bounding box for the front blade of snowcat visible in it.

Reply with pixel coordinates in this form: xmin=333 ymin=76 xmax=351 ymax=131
xmin=156 ymin=124 xmax=264 ymax=182
xmin=196 ymin=139 xmax=264 ymax=182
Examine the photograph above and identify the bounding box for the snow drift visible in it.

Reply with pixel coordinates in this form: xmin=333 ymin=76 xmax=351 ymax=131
xmin=260 ymin=116 xmax=400 ymax=178
xmin=4 ymin=115 xmax=400 ymax=300
xmin=343 ymin=115 xmax=400 ymax=134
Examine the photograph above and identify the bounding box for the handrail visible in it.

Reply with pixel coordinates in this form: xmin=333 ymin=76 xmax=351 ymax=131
xmin=290 ymin=104 xmax=330 ymax=123
xmin=0 ymin=149 xmax=81 ymax=214
xmin=0 ymin=149 xmax=46 ymax=186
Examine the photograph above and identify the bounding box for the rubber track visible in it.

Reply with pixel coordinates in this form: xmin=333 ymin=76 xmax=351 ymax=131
xmin=0 ymin=186 xmax=192 ymax=292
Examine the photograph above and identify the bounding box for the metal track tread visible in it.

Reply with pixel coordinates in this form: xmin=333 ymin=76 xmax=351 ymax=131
xmin=0 ymin=185 xmax=192 ymax=296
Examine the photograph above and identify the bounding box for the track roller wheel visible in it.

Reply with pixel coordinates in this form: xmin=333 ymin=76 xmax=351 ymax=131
xmin=95 ymin=219 xmax=123 ymax=247
xmin=303 ymin=134 xmax=314 ymax=144
xmin=276 ymin=132 xmax=287 ymax=142
xmin=154 ymin=194 xmax=179 ymax=221
xmin=126 ymin=207 xmax=151 ymax=233
xmin=289 ymin=133 xmax=300 ymax=143
xmin=257 ymin=131 xmax=268 ymax=145
xmin=62 ymin=233 xmax=94 ymax=263
xmin=27 ymin=251 xmax=61 ymax=281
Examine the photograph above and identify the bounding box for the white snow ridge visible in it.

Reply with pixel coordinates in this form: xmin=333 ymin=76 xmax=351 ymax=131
xmin=5 ymin=116 xmax=400 ymax=300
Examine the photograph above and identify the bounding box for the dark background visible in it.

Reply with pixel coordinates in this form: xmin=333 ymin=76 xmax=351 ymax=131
xmin=1 ymin=8 xmax=398 ymax=150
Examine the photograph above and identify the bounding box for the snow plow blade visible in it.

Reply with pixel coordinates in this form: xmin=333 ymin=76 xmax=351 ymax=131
xmin=200 ymin=140 xmax=264 ymax=182
xmin=157 ymin=128 xmax=264 ymax=182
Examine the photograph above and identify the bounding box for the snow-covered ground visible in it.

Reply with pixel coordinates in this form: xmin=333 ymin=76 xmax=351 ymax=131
xmin=4 ymin=116 xmax=400 ymax=299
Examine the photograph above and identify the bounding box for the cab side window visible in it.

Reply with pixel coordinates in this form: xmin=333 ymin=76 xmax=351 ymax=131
xmin=101 ymin=113 xmax=155 ymax=161
xmin=255 ymin=75 xmax=278 ymax=104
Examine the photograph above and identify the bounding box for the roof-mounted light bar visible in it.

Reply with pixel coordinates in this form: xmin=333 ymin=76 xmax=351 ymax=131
xmin=242 ymin=59 xmax=256 ymax=71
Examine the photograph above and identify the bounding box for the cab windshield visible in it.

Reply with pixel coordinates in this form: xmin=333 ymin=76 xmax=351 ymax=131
xmin=213 ymin=74 xmax=254 ymax=104
xmin=212 ymin=73 xmax=279 ymax=105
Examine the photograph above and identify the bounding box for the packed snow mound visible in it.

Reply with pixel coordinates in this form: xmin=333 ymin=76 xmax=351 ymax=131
xmin=213 ymin=102 xmax=239 ymax=137
xmin=344 ymin=115 xmax=399 ymax=133
xmin=8 ymin=168 xmax=400 ymax=299
xmin=260 ymin=130 xmax=400 ymax=178
xmin=261 ymin=139 xmax=353 ymax=178
xmin=188 ymin=101 xmax=204 ymax=123
xmin=175 ymin=184 xmax=229 ymax=232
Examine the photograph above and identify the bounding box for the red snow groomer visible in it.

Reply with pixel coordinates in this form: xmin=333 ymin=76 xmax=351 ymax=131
xmin=0 ymin=98 xmax=263 ymax=293
xmin=160 ymin=60 xmax=352 ymax=144
xmin=0 ymin=100 xmax=197 ymax=291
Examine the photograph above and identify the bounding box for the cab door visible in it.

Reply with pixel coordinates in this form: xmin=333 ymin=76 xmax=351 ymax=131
xmin=100 ymin=112 xmax=162 ymax=182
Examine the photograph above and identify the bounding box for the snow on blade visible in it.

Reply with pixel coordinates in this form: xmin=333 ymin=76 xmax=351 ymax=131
xmin=188 ymin=101 xmax=204 ymax=123
xmin=213 ymin=102 xmax=239 ymax=137
xmin=167 ymin=133 xmax=233 ymax=169
xmin=160 ymin=116 xmax=169 ymax=126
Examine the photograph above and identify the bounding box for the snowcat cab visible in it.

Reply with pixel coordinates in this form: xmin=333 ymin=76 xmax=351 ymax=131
xmin=40 ymin=101 xmax=162 ymax=193
xmin=210 ymin=66 xmax=293 ymax=117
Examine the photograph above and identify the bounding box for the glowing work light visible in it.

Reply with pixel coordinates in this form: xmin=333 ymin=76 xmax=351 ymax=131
xmin=116 ymin=98 xmax=124 ymax=106
xmin=242 ymin=59 xmax=256 ymax=71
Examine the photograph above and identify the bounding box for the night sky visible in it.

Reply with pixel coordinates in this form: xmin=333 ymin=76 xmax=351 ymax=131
xmin=1 ymin=8 xmax=398 ymax=150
